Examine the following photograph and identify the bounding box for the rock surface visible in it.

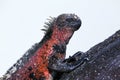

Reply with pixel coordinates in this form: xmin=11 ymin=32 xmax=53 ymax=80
xmin=59 ymin=30 xmax=120 ymax=80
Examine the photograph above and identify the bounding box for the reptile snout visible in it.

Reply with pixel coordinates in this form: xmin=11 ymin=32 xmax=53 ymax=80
xmin=65 ymin=14 xmax=81 ymax=31
xmin=56 ymin=14 xmax=81 ymax=31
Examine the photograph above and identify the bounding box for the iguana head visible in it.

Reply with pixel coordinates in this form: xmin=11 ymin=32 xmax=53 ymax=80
xmin=55 ymin=14 xmax=81 ymax=31
xmin=42 ymin=13 xmax=81 ymax=44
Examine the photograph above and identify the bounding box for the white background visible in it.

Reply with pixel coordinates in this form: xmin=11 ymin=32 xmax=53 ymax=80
xmin=0 ymin=0 xmax=120 ymax=76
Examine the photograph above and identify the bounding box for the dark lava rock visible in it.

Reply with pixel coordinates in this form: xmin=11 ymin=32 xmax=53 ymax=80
xmin=59 ymin=30 xmax=120 ymax=80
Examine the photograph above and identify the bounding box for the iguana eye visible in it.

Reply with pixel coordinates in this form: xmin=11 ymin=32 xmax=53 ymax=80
xmin=66 ymin=18 xmax=74 ymax=23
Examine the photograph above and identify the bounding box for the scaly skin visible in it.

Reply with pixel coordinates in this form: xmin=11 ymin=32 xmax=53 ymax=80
xmin=2 ymin=14 xmax=81 ymax=80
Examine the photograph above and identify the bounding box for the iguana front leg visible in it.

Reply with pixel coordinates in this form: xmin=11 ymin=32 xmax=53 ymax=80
xmin=48 ymin=51 xmax=89 ymax=72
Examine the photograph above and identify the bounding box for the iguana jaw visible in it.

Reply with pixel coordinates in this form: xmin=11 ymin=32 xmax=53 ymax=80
xmin=51 ymin=27 xmax=75 ymax=45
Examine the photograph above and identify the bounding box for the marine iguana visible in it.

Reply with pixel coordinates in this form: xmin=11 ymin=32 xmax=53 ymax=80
xmin=1 ymin=14 xmax=84 ymax=80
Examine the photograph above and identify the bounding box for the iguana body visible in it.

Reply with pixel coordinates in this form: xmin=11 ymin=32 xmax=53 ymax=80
xmin=2 ymin=14 xmax=81 ymax=80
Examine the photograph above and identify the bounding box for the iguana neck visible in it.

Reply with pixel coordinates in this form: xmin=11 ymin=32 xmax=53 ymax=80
xmin=44 ymin=26 xmax=74 ymax=44
xmin=37 ymin=25 xmax=74 ymax=57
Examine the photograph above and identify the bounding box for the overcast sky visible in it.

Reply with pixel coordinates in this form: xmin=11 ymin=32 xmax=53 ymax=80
xmin=0 ymin=0 xmax=120 ymax=76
